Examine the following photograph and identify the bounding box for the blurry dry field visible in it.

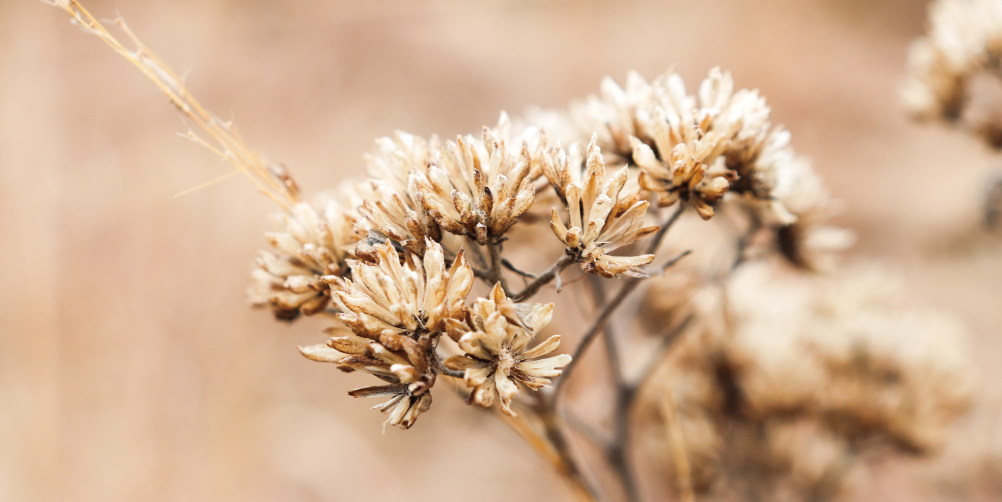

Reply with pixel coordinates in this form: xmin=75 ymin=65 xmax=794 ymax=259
xmin=2 ymin=0 xmax=1002 ymax=501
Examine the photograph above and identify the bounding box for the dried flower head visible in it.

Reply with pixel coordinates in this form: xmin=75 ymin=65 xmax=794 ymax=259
xmin=645 ymin=263 xmax=974 ymax=498
xmin=772 ymin=157 xmax=855 ymax=271
xmin=357 ymin=133 xmax=443 ymax=256
xmin=328 ymin=239 xmax=473 ymax=338
xmin=567 ymin=68 xmax=807 ymax=222
xmin=298 ymin=239 xmax=474 ymax=428
xmin=545 ymin=136 xmax=659 ymax=277
xmin=414 ymin=116 xmax=543 ymax=244
xmin=902 ymin=0 xmax=1002 ymax=122
xmin=445 ymin=284 xmax=570 ymax=416
xmin=301 ymin=331 xmax=439 ymax=430
xmin=248 ymin=199 xmax=361 ymax=320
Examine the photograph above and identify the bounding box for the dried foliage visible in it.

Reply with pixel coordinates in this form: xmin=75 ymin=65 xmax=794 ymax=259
xmin=52 ymin=1 xmax=980 ymax=501
xmin=640 ymin=263 xmax=975 ymax=501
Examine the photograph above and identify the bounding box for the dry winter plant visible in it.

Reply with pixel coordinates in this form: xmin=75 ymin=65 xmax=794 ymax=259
xmin=52 ymin=1 xmax=977 ymax=501
xmin=903 ymin=0 xmax=1002 ymax=227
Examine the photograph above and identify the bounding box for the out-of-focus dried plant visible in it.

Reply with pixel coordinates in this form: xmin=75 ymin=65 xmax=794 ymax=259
xmin=50 ymin=1 xmax=978 ymax=501
xmin=903 ymin=0 xmax=1002 ymax=231
xmin=638 ymin=263 xmax=975 ymax=501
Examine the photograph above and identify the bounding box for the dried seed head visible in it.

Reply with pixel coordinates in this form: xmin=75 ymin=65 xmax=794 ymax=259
xmin=444 ymin=283 xmax=570 ymax=416
xmin=544 ymin=136 xmax=658 ymax=277
xmin=248 ymin=197 xmax=362 ymax=320
xmin=412 ymin=113 xmax=547 ymax=244
xmin=331 ymin=239 xmax=473 ymax=338
xmin=902 ymin=0 xmax=1002 ymax=127
xmin=298 ymin=239 xmax=474 ymax=429
xmin=358 ymin=133 xmax=443 ymax=256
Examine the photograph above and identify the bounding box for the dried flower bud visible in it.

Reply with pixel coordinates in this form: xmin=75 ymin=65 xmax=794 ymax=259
xmin=248 ymin=198 xmax=361 ymax=320
xmin=300 ymin=331 xmax=440 ymax=430
xmin=358 ymin=133 xmax=443 ymax=256
xmin=545 ymin=136 xmax=659 ymax=277
xmin=329 ymin=239 xmax=473 ymax=339
xmin=445 ymin=283 xmax=570 ymax=416
xmin=413 ymin=113 xmax=545 ymax=244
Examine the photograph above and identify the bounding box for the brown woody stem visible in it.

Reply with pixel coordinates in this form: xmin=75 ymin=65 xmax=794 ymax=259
xmin=513 ymin=255 xmax=575 ymax=301
xmin=487 ymin=239 xmax=511 ymax=294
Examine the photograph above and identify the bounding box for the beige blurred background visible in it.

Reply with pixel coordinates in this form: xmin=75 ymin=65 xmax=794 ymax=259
xmin=2 ymin=0 xmax=1001 ymax=501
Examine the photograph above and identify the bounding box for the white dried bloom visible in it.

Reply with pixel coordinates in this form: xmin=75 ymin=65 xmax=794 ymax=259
xmin=570 ymin=70 xmax=658 ymax=160
xmin=545 ymin=136 xmax=659 ymax=278
xmin=647 ymin=263 xmax=974 ymax=497
xmin=248 ymin=199 xmax=361 ymax=320
xmin=772 ymin=157 xmax=854 ymax=271
xmin=298 ymin=239 xmax=474 ymax=429
xmin=725 ymin=264 xmax=975 ymax=452
xmin=902 ymin=0 xmax=1002 ymax=126
xmin=445 ymin=284 xmax=570 ymax=416
xmin=414 ymin=116 xmax=543 ymax=244
xmin=358 ymin=133 xmax=443 ymax=256
xmin=327 ymin=239 xmax=473 ymax=339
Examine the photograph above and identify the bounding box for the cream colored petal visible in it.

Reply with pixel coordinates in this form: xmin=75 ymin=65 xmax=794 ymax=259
xmin=470 ymin=376 xmax=496 ymax=408
xmin=297 ymin=344 xmax=345 ymax=363
xmin=520 ymin=334 xmax=562 ymax=360
xmin=496 ymin=371 xmax=520 ymax=417
xmin=518 ymin=353 xmax=572 ymax=378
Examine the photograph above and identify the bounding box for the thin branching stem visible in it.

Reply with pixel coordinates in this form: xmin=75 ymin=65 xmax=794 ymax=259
xmin=513 ymin=255 xmax=575 ymax=301
xmin=645 ymin=203 xmax=687 ymax=254
xmin=634 ymin=315 xmax=694 ymax=388
xmin=502 ymin=258 xmax=538 ymax=279
xmin=555 ymin=203 xmax=688 ymax=399
xmin=487 ymin=239 xmax=511 ymax=294
xmin=531 ymin=396 xmax=605 ymax=502
xmin=53 ymin=0 xmax=297 ymax=210
xmin=588 ymin=274 xmax=640 ymax=502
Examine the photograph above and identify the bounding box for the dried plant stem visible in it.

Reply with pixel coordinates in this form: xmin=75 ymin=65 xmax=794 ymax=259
xmin=555 ymin=204 xmax=686 ymax=398
xmin=585 ymin=290 xmax=692 ymax=502
xmin=589 ymin=275 xmax=641 ymax=502
xmin=504 ymin=397 xmax=603 ymax=502
xmin=985 ymin=174 xmax=1002 ymax=229
xmin=660 ymin=394 xmax=695 ymax=502
xmin=52 ymin=0 xmax=297 ymax=209
xmin=645 ymin=203 xmax=687 ymax=255
xmin=487 ymin=239 xmax=511 ymax=293
xmin=513 ymin=255 xmax=575 ymax=300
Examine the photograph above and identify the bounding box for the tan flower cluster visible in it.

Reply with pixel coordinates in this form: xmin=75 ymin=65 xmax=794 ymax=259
xmin=296 ymin=238 xmax=572 ymax=428
xmin=298 ymin=240 xmax=473 ymax=428
xmin=248 ymin=198 xmax=362 ymax=320
xmin=903 ymin=0 xmax=1002 ymax=122
xmin=413 ymin=123 xmax=544 ymax=244
xmin=642 ymin=263 xmax=974 ymax=499
xmin=235 ymin=63 xmax=846 ymax=437
xmin=543 ymin=135 xmax=660 ymax=277
xmin=357 ymin=132 xmax=443 ymax=257
xmin=570 ymin=68 xmax=801 ymax=221
xmin=445 ymin=284 xmax=570 ymax=416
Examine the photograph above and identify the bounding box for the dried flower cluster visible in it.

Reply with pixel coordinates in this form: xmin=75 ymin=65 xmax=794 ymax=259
xmin=52 ymin=3 xmax=978 ymax=500
xmin=642 ymin=263 xmax=974 ymax=499
xmin=903 ymin=0 xmax=1002 ymax=146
